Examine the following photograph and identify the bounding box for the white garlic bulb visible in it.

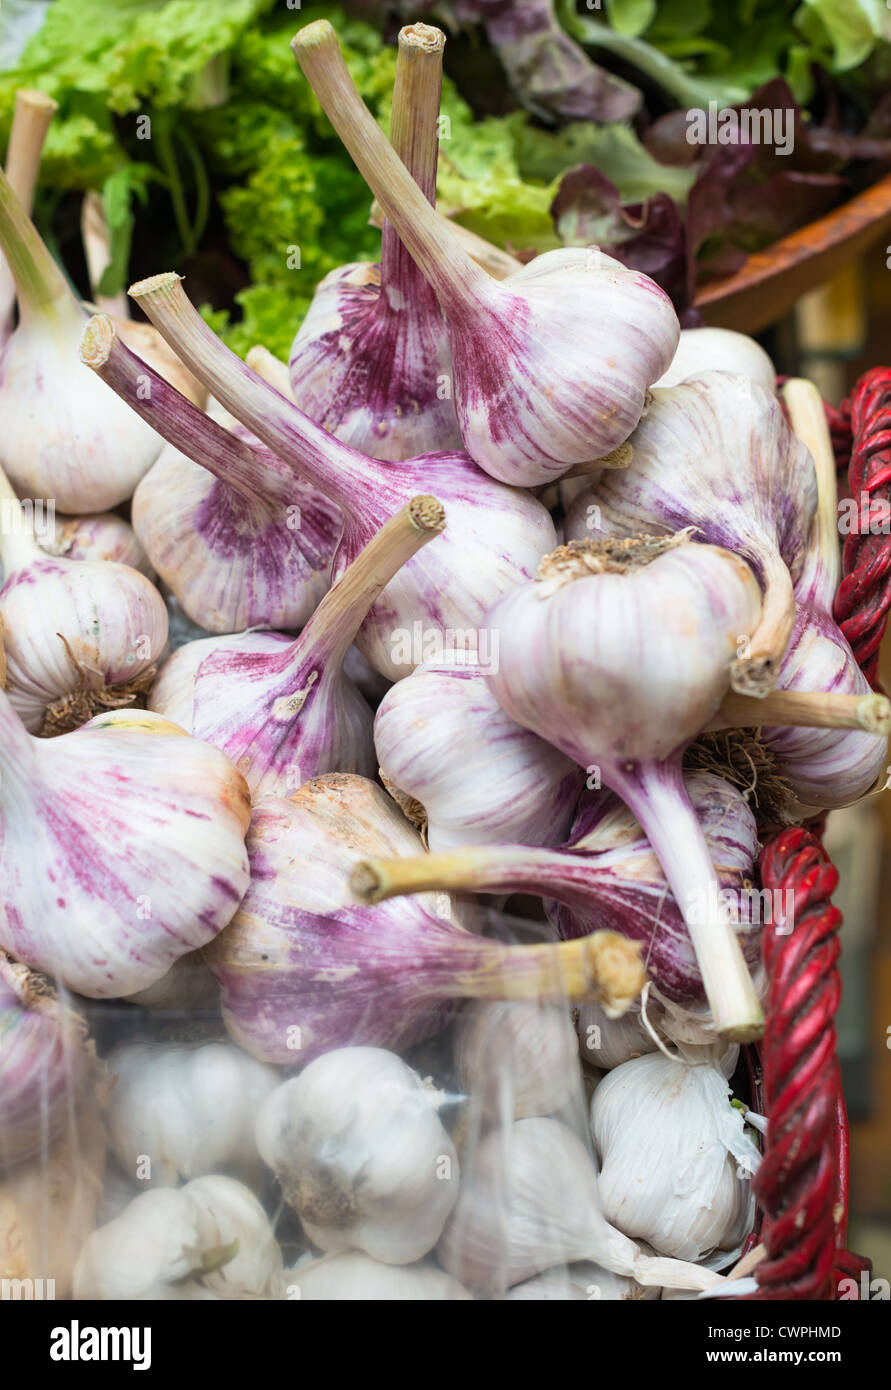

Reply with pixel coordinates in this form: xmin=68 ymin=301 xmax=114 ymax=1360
xmin=256 ymin=1047 xmax=459 ymax=1264
xmin=285 ymin=1251 xmax=473 ymax=1300
xmin=506 ymin=1261 xmax=659 ymax=1301
xmin=591 ymin=1053 xmax=760 ymax=1263
xmin=455 ymin=1001 xmax=581 ymax=1118
xmin=575 ymin=1002 xmax=657 ymax=1071
xmin=105 ymin=1042 xmax=278 ymax=1188
xmin=40 ymin=510 xmax=155 ymax=578
xmin=374 ymin=654 xmax=582 ymax=850
xmin=654 ymin=327 xmax=775 ymax=392
xmin=73 ymin=1175 xmax=282 ymax=1300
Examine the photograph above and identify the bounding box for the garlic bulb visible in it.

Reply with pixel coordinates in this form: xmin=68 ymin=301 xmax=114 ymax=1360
xmin=565 ymin=372 xmax=817 ymax=693
xmin=127 ymin=274 xmax=556 ymax=683
xmin=208 ymin=774 xmax=646 ymax=1065
xmin=0 ymin=167 xmax=161 ymax=511
xmin=123 ymin=950 xmax=220 ymax=1012
xmin=0 ymin=1093 xmax=105 ymax=1300
xmin=755 ymin=380 xmax=888 ymax=811
xmin=73 ymin=1175 xmax=282 ymax=1300
xmin=0 ymin=465 xmax=168 ymax=734
xmin=506 ymin=1261 xmax=659 ymax=1301
xmin=39 ymin=510 xmax=155 ymax=579
xmin=289 ymin=26 xmax=462 ymax=459
xmin=653 ymin=327 xmax=775 ymax=392
xmin=287 ymin=1250 xmax=473 ymax=1300
xmin=374 ymin=653 xmax=582 ymax=849
xmin=437 ymin=1115 xmax=722 ymax=1294
xmin=81 ymin=315 xmax=340 ymax=636
xmin=483 ymin=534 xmax=765 ymax=1041
xmin=355 ymin=770 xmax=760 ymax=1012
xmin=292 ymin=21 xmax=680 ymax=487
xmin=0 ymin=950 xmax=90 ymax=1169
xmin=575 ymin=1002 xmax=657 ymax=1071
xmin=0 ymin=698 xmax=251 ymax=999
xmin=455 ymin=1001 xmax=581 ymax=1118
xmin=256 ymin=1048 xmax=459 ymax=1263
xmin=591 ymin=1053 xmax=760 ymax=1263
xmin=105 ymin=1042 xmax=278 ymax=1187
xmin=149 ymin=497 xmax=446 ymax=799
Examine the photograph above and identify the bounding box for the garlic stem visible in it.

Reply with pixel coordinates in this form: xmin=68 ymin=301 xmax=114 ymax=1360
xmin=293 ymin=495 xmax=445 ymax=667
xmin=781 ymin=378 xmax=841 ymax=605
xmin=81 ymin=191 xmax=129 ymax=318
xmin=608 ymin=760 xmax=763 ymax=1042
xmin=291 ymin=20 xmax=489 ymax=314
xmin=729 ymin=548 xmax=796 ymax=697
xmin=80 ymin=314 xmax=294 ymax=501
xmin=353 ymin=844 xmax=591 ymax=907
xmin=0 ymin=90 xmax=57 ymax=334
xmin=453 ymin=930 xmax=645 ymax=1018
xmin=380 ymin=26 xmax=444 ymax=298
xmin=715 ymin=688 xmax=890 ymax=735
xmin=128 ymin=274 xmax=392 ymax=516
xmin=0 ymin=164 xmax=79 ymax=326
xmin=561 ymin=443 xmax=633 ymax=478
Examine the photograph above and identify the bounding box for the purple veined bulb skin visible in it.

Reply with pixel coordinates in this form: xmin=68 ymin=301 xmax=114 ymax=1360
xmin=0 ymin=699 xmax=252 ymax=999
xmin=564 ymin=372 xmax=817 ymax=692
xmin=289 ymin=258 xmax=463 ymax=461
xmin=373 ymin=653 xmax=583 ymax=849
xmin=40 ymin=511 xmax=155 ymax=579
xmin=546 ymin=773 xmax=760 ymax=1007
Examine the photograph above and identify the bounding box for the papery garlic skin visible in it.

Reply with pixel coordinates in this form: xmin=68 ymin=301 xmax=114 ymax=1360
xmin=653 ymin=328 xmax=775 ymax=392
xmin=131 ymin=432 xmax=338 ymax=636
xmin=40 ymin=511 xmax=155 ymax=578
xmin=73 ymin=1175 xmax=282 ymax=1301
xmin=575 ymin=1002 xmax=657 ymax=1072
xmin=290 ymin=259 xmax=463 ymax=460
xmin=0 ymin=701 xmax=251 ymax=999
xmin=1 ymin=556 xmax=169 ymax=733
xmin=256 ymin=1048 xmax=459 ymax=1264
xmin=506 ymin=1261 xmax=658 ymax=1301
xmin=287 ymin=1250 xmax=473 ymax=1300
xmin=106 ymin=1042 xmax=278 ymax=1188
xmin=455 ymin=1001 xmax=581 ymax=1118
xmin=374 ymin=655 xmax=582 ymax=849
xmin=565 ymin=373 xmax=817 ymax=691
xmin=0 ymin=951 xmax=89 ymax=1169
xmin=591 ymin=1053 xmax=759 ymax=1263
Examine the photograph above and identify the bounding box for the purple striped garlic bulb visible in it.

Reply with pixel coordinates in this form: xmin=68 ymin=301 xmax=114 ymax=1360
xmin=0 ymin=950 xmax=90 ymax=1170
xmin=0 ymin=167 xmax=162 ymax=512
xmin=0 ymin=462 xmax=168 ymax=736
xmin=81 ymin=316 xmax=340 ymax=636
xmin=126 ymin=275 xmax=556 ymax=681
xmin=565 ymin=372 xmax=817 ymax=694
xmin=206 ymin=774 xmax=647 ymax=1066
xmin=0 ymin=697 xmax=251 ymax=999
xmin=39 ymin=511 xmax=155 ymax=578
xmin=289 ymin=26 xmax=461 ymax=460
xmin=290 ymin=21 xmax=679 ymax=488
xmin=373 ymin=652 xmax=583 ymax=850
xmin=482 ymin=532 xmax=766 ymax=1041
xmin=755 ymin=380 xmax=888 ymax=810
xmin=149 ymin=497 xmax=447 ymax=798
xmin=353 ymin=771 xmax=760 ymax=1012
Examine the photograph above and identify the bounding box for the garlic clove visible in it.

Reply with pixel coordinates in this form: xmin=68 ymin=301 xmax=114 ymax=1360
xmin=374 ymin=653 xmax=583 ymax=850
xmin=256 ymin=1048 xmax=459 ymax=1264
xmin=0 ymin=697 xmax=251 ymax=999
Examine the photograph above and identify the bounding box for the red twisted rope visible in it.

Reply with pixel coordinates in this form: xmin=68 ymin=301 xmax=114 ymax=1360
xmin=743 ymin=368 xmax=888 ymax=1300
xmin=833 ymin=367 xmax=891 ymax=686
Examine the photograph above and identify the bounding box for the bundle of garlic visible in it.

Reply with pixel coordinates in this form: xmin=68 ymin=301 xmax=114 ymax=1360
xmin=72 ymin=1175 xmax=282 ymax=1300
xmin=590 ymin=1053 xmax=761 ymax=1265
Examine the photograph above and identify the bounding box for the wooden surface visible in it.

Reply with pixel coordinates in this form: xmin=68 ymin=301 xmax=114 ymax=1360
xmin=694 ymin=173 xmax=891 ymax=335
